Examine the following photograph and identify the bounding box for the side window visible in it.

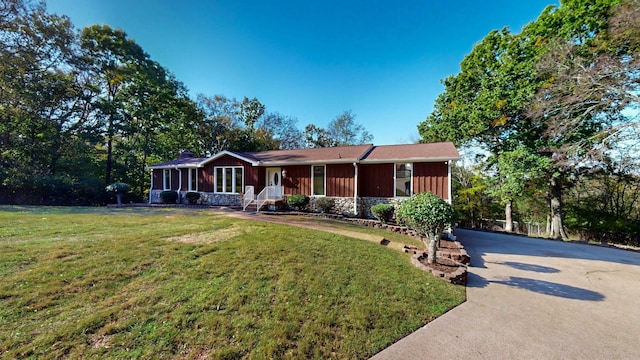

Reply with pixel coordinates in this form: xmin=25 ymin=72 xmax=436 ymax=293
xmin=163 ymin=169 xmax=171 ymax=190
xmin=395 ymin=163 xmax=412 ymax=197
xmin=312 ymin=165 xmax=326 ymax=196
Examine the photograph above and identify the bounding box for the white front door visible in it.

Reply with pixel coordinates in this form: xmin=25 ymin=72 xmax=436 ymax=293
xmin=266 ymin=167 xmax=282 ymax=197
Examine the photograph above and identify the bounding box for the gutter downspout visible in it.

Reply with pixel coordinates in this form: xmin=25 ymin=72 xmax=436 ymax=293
xmin=353 ymin=162 xmax=358 ymax=216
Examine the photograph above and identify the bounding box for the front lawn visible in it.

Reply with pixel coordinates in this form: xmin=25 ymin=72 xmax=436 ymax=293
xmin=0 ymin=206 xmax=464 ymax=359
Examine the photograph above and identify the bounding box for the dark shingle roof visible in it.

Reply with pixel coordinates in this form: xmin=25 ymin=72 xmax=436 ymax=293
xmin=361 ymin=142 xmax=460 ymax=162
xmin=147 ymin=142 xmax=459 ymax=169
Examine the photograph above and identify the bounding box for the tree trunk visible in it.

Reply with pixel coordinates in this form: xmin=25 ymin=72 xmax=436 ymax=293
xmin=549 ymin=176 xmax=568 ymax=239
xmin=427 ymin=234 xmax=438 ymax=264
xmin=505 ymin=200 xmax=513 ymax=232
xmin=116 ymin=192 xmax=123 ymax=207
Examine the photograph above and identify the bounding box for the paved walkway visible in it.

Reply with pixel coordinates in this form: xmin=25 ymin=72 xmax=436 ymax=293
xmin=372 ymin=229 xmax=640 ymax=359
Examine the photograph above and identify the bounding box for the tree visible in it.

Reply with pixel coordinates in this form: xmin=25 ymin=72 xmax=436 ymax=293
xmin=303 ymin=111 xmax=373 ymax=148
xmin=0 ymin=0 xmax=102 ymax=204
xmin=303 ymin=124 xmax=335 ymax=148
xmin=326 ymin=111 xmax=373 ymax=146
xmin=486 ymin=146 xmax=551 ymax=232
xmin=105 ymin=182 xmax=130 ymax=207
xmin=80 ymin=24 xmax=150 ymax=186
xmin=418 ymin=0 xmax=621 ymax=239
xmin=397 ymin=192 xmax=455 ymax=264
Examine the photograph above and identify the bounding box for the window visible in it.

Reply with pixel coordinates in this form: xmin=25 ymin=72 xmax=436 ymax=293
xmin=214 ymin=166 xmax=243 ymax=194
xmin=188 ymin=168 xmax=198 ymax=191
xmin=395 ymin=163 xmax=412 ymax=197
xmin=312 ymin=165 xmax=325 ymax=196
xmin=163 ymin=169 xmax=172 ymax=190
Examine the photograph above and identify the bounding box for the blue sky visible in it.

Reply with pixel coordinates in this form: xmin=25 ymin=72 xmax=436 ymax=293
xmin=47 ymin=0 xmax=558 ymax=145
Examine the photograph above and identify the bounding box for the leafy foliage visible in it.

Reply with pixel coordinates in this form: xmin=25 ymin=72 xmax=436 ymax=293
xmin=287 ymin=194 xmax=310 ymax=210
xmin=397 ymin=192 xmax=455 ymax=240
xmin=105 ymin=182 xmax=131 ymax=194
xmin=397 ymin=192 xmax=455 ymax=263
xmin=159 ymin=190 xmax=178 ymax=204
xmin=314 ymin=197 xmax=334 ymax=213
xmin=370 ymin=203 xmax=395 ymax=223
xmin=185 ymin=192 xmax=200 ymax=205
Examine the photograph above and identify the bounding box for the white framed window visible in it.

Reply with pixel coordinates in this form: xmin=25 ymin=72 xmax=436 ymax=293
xmin=163 ymin=169 xmax=172 ymax=190
xmin=312 ymin=165 xmax=326 ymax=196
xmin=188 ymin=168 xmax=198 ymax=191
xmin=395 ymin=163 xmax=412 ymax=197
xmin=214 ymin=166 xmax=243 ymax=194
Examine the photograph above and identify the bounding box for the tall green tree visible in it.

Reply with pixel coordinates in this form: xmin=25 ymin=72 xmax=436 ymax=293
xmin=418 ymin=0 xmax=621 ymax=239
xmin=0 ymin=0 xmax=101 ymax=204
xmin=80 ymin=24 xmax=149 ymax=186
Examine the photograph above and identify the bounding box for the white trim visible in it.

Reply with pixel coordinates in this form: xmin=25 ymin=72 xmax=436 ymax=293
xmin=394 ymin=162 xmax=413 ymax=198
xmin=361 ymin=157 xmax=459 ymax=164
xmin=311 ymin=164 xmax=326 ymax=196
xmin=188 ymin=168 xmax=198 ymax=192
xmin=163 ymin=169 xmax=172 ymax=190
xmin=214 ymin=166 xmax=244 ymax=194
xmin=198 ymin=150 xmax=259 ymax=167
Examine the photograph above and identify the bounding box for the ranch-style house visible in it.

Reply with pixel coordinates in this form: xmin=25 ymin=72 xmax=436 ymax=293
xmin=146 ymin=142 xmax=460 ymax=217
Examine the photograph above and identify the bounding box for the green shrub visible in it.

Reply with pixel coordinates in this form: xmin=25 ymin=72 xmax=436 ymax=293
xmin=287 ymin=194 xmax=310 ymax=210
xmin=160 ymin=190 xmax=178 ymax=204
xmin=185 ymin=192 xmax=200 ymax=205
xmin=397 ymin=192 xmax=455 ymax=263
xmin=371 ymin=203 xmax=395 ymax=223
xmin=315 ymin=197 xmax=334 ymax=213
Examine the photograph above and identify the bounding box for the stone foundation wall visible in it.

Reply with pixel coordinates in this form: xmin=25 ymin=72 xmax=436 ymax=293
xmin=149 ymin=190 xmax=241 ymax=207
xmin=303 ymin=196 xmax=409 ymax=219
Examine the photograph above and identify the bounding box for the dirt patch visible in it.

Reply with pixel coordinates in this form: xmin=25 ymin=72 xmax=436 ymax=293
xmin=166 ymin=225 xmax=243 ymax=244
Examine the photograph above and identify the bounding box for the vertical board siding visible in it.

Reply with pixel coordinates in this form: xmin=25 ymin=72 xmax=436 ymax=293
xmin=327 ymin=164 xmax=354 ymax=197
xmin=201 ymin=155 xmax=254 ymax=192
xmin=413 ymin=162 xmax=448 ymax=199
xmin=359 ymin=164 xmax=394 ymax=197
xmin=283 ymin=165 xmax=311 ymax=195
xmin=152 ymin=170 xmax=163 ymax=190
xmin=170 ymin=169 xmax=179 ymax=191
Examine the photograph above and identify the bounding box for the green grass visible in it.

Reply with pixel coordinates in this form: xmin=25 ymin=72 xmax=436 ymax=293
xmin=0 ymin=206 xmax=465 ymax=359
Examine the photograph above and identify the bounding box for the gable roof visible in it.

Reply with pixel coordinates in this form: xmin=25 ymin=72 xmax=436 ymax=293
xmin=147 ymin=142 xmax=459 ymax=169
xmin=361 ymin=142 xmax=460 ymax=163
xmin=235 ymin=144 xmax=374 ymax=165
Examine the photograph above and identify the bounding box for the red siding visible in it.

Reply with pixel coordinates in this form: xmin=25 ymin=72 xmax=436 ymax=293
xmin=359 ymin=164 xmax=394 ymax=197
xmin=201 ymin=155 xmax=254 ymax=192
xmin=152 ymin=170 xmax=163 ymax=190
xmin=327 ymin=164 xmax=354 ymax=197
xmin=282 ymin=165 xmax=311 ymax=195
xmin=413 ymin=162 xmax=449 ymax=199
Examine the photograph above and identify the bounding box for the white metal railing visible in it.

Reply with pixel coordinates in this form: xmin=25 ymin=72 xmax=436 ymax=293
xmin=242 ymin=186 xmax=255 ymax=211
xmin=256 ymin=186 xmax=282 ymax=212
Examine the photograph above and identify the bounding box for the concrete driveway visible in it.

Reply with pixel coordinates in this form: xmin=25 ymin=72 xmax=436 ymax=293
xmin=372 ymin=229 xmax=640 ymax=359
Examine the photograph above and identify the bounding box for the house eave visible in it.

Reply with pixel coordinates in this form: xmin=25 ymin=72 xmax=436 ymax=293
xmin=360 ymin=156 xmax=460 ymax=164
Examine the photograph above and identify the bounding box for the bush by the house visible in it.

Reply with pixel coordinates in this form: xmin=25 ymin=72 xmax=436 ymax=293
xmin=315 ymin=197 xmax=334 ymax=213
xmin=397 ymin=192 xmax=455 ymax=264
xmin=160 ymin=190 xmax=178 ymax=204
xmin=185 ymin=192 xmax=200 ymax=205
xmin=371 ymin=203 xmax=395 ymax=223
xmin=287 ymin=194 xmax=310 ymax=210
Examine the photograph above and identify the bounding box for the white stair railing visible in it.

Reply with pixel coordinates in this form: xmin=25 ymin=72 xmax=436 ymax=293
xmin=256 ymin=186 xmax=282 ymax=212
xmin=242 ymin=186 xmax=255 ymax=211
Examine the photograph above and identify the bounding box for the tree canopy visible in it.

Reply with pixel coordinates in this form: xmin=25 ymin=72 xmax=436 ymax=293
xmin=419 ymin=0 xmax=639 ymax=240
